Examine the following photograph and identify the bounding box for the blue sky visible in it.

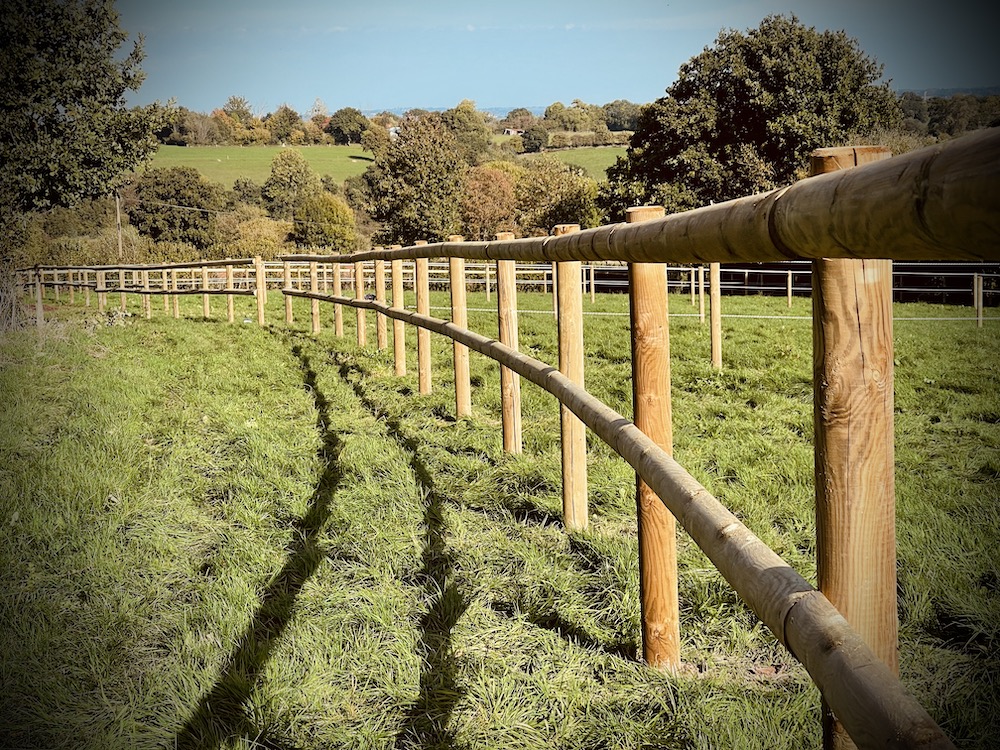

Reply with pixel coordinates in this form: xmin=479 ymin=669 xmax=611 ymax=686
xmin=118 ymin=0 xmax=999 ymax=116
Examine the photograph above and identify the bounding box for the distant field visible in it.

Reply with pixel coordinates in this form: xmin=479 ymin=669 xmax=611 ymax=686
xmin=150 ymin=144 xmax=626 ymax=186
xmin=149 ymin=145 xmax=374 ymax=187
xmin=548 ymin=146 xmax=626 ymax=179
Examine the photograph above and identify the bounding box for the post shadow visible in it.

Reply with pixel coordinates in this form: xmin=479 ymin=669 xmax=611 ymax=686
xmin=174 ymin=346 xmax=342 ymax=749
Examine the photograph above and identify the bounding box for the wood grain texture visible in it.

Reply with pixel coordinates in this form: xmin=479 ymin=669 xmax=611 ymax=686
xmin=375 ymin=259 xmax=388 ymax=350
xmin=415 ymin=249 xmax=431 ymax=394
xmin=710 ymin=262 xmax=722 ymax=369
xmin=449 ymin=246 xmax=472 ymax=418
xmin=497 ymin=257 xmax=522 ymax=454
xmin=557 ymin=255 xmax=587 ymax=532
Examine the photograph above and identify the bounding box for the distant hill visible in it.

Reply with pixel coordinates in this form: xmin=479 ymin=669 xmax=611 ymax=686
xmin=896 ymin=85 xmax=1000 ymax=97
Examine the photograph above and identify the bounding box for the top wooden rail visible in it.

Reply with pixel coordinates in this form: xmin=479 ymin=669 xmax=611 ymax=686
xmin=283 ymin=128 xmax=1000 ymax=266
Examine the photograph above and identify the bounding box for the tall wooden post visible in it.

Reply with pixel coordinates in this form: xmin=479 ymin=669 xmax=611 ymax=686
xmin=354 ymin=261 xmax=366 ymax=346
xmin=554 ymin=224 xmax=587 ymax=532
xmin=162 ymin=270 xmax=169 ymax=312
xmin=485 ymin=261 xmax=491 ymax=302
xmin=333 ymin=262 xmax=343 ymax=336
xmin=34 ymin=269 xmax=44 ymax=325
xmin=375 ymin=257 xmax=388 ymax=350
xmin=118 ymin=268 xmax=127 ymax=311
xmin=68 ymin=270 xmax=75 ymax=305
xmin=787 ymin=269 xmax=794 ymax=308
xmin=142 ymin=269 xmax=151 ymax=319
xmin=710 ymin=262 xmax=722 ymax=369
xmin=810 ymin=146 xmax=896 ymax=750
xmin=415 ymin=241 xmax=431 ymax=394
xmin=254 ymin=256 xmax=266 ymax=326
xmin=283 ymin=261 xmax=293 ymax=324
xmin=626 ymin=207 xmax=680 ymax=669
xmin=448 ymin=236 xmax=471 ymax=418
xmin=310 ymin=261 xmax=321 ymax=334
xmin=975 ymin=273 xmax=984 ymax=328
xmin=226 ymin=263 xmax=235 ymax=323
xmin=98 ymin=270 xmax=107 ymax=312
xmin=589 ymin=264 xmax=596 ymax=304
xmin=391 ymin=255 xmax=406 ymax=376
xmin=698 ymin=266 xmax=705 ymax=323
xmin=84 ymin=269 xmax=91 ymax=307
xmin=690 ymin=267 xmax=696 ymax=306
xmin=496 ymin=232 xmax=522 ymax=454
xmin=171 ymin=269 xmax=180 ymax=319
xmin=201 ymin=266 xmax=210 ymax=319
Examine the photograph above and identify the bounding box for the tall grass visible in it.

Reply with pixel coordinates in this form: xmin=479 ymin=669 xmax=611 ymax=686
xmin=1 ymin=288 xmax=996 ymax=748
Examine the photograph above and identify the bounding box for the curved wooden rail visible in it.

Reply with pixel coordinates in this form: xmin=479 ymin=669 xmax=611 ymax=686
xmin=283 ymin=287 xmax=953 ymax=749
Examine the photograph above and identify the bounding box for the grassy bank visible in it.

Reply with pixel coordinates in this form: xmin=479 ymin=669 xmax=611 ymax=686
xmin=1 ymin=290 xmax=997 ymax=748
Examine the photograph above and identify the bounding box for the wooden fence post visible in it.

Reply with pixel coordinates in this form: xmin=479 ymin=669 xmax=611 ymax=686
xmin=172 ymin=269 xmax=180 ymax=318
xmin=226 ymin=263 xmax=235 ymax=323
xmin=162 ymin=270 xmax=169 ymax=312
xmin=810 ymin=146 xmax=896 ymax=750
xmin=201 ymin=266 xmax=210 ymax=319
xmin=975 ymin=273 xmax=984 ymax=328
xmin=496 ymin=232 xmax=522 ymax=454
xmin=626 ymin=206 xmax=680 ymax=670
xmin=710 ymin=262 xmax=722 ymax=369
xmin=283 ymin=261 xmax=293 ymax=324
xmin=698 ymin=266 xmax=705 ymax=323
xmin=554 ymin=224 xmax=587 ymax=532
xmin=787 ymin=269 xmax=794 ymax=308
xmin=333 ymin=261 xmax=343 ymax=336
xmin=34 ymin=268 xmax=44 ymax=325
xmin=142 ymin=269 xmax=151 ymax=319
xmin=84 ymin=270 xmax=91 ymax=307
xmin=254 ymin=256 xmax=265 ymax=326
xmin=53 ymin=269 xmax=59 ymax=303
xmin=448 ymin=236 xmax=472 ymax=418
xmin=118 ymin=268 xmax=127 ymax=311
xmin=311 ymin=261 xmax=321 ymax=334
xmin=391 ymin=252 xmax=406 ymax=376
xmin=690 ymin=267 xmax=696 ymax=306
xmin=355 ymin=261 xmax=366 ymax=346
xmin=415 ymin=241 xmax=431 ymax=394
xmin=68 ymin=270 xmax=75 ymax=305
xmin=590 ymin=264 xmax=596 ymax=304
xmin=485 ymin=261 xmax=491 ymax=302
xmin=375 ymin=257 xmax=388 ymax=350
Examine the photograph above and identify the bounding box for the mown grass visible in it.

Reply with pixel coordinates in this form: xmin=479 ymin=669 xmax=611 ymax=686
xmin=149 ymin=144 xmax=375 ymax=187
xmin=547 ymin=147 xmax=627 ymax=179
xmin=1 ymin=287 xmax=997 ymax=749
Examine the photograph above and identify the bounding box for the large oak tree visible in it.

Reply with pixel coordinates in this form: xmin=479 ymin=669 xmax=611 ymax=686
xmin=600 ymin=15 xmax=901 ymax=219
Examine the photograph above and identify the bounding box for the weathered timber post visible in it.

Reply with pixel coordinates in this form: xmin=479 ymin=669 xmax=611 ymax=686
xmin=554 ymin=224 xmax=587 ymax=531
xmin=143 ymin=270 xmax=151 ymax=319
xmin=172 ymin=269 xmax=180 ymax=318
xmin=332 ymin=262 xmax=343 ymax=336
xmin=375 ymin=257 xmax=388 ymax=350
xmin=391 ymin=253 xmax=406 ymax=376
xmin=84 ymin=270 xmax=91 ymax=307
xmin=53 ymin=269 xmax=59 ymax=303
xmin=283 ymin=261 xmax=293 ymax=324
xmin=254 ymin=256 xmax=266 ymax=326
xmin=34 ymin=268 xmax=44 ymax=325
xmin=415 ymin=241 xmax=431 ymax=394
xmin=589 ymin=264 xmax=596 ymax=304
xmin=201 ymin=266 xmax=210 ymax=319
xmin=162 ymin=270 xmax=169 ymax=312
xmin=811 ymin=146 xmax=897 ymax=750
xmin=485 ymin=261 xmax=491 ymax=302
xmin=496 ymin=232 xmax=522 ymax=454
xmin=322 ymin=265 xmax=329 ymax=293
xmin=698 ymin=266 xmax=705 ymax=323
xmin=226 ymin=263 xmax=235 ymax=323
xmin=355 ymin=261 xmax=366 ymax=346
xmin=68 ymin=270 xmax=75 ymax=305
xmin=448 ymin=236 xmax=472 ymax=418
xmin=787 ymin=269 xmax=794 ymax=308
xmin=311 ymin=261 xmax=321 ymax=334
xmin=626 ymin=206 xmax=680 ymax=670
xmin=690 ymin=267 xmax=696 ymax=306
xmin=710 ymin=262 xmax=722 ymax=369
xmin=118 ymin=268 xmax=127 ymax=311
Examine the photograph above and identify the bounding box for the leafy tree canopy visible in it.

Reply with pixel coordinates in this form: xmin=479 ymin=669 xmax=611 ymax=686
xmin=129 ymin=166 xmax=224 ymax=251
xmin=326 ymin=107 xmax=369 ymax=145
xmin=261 ymin=150 xmax=322 ymax=221
xmin=600 ymin=14 xmax=901 ymax=219
xmin=441 ymin=100 xmax=493 ymax=164
xmin=0 ymin=0 xmax=171 ymax=216
xmin=290 ymin=192 xmax=356 ymax=250
xmin=362 ymin=114 xmax=464 ymax=245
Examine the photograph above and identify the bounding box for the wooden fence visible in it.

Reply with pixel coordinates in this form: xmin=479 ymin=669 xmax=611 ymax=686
xmin=18 ymin=129 xmax=1000 ymax=749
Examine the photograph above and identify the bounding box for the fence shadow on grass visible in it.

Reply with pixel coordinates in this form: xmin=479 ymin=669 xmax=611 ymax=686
xmin=333 ymin=355 xmax=469 ymax=749
xmin=174 ymin=345 xmax=343 ymax=750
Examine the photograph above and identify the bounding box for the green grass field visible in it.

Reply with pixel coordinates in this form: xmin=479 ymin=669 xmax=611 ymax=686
xmin=149 ymin=144 xmax=375 ymax=187
xmin=149 ymin=144 xmax=627 ymax=186
xmin=2 ymin=288 xmax=997 ymax=748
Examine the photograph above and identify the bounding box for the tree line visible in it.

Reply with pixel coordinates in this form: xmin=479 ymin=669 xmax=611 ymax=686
xmin=4 ymin=4 xmax=997 ymax=270
xmin=159 ymin=97 xmax=638 ymax=153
